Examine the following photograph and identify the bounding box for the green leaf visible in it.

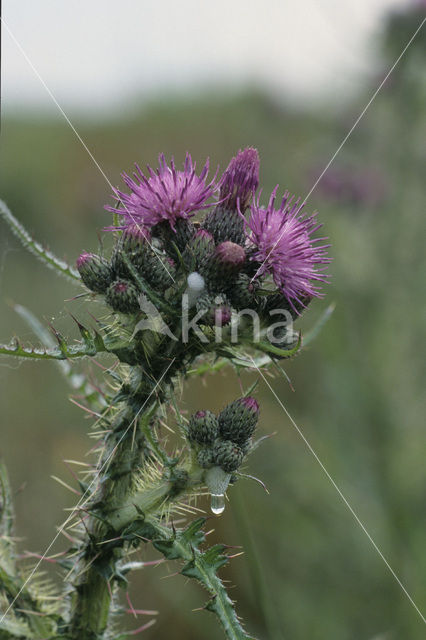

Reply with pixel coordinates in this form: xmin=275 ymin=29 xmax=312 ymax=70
xmin=0 ymin=338 xmax=102 ymax=361
xmin=12 ymin=304 xmax=108 ymax=409
xmin=0 ymin=198 xmax=80 ymax=283
xmin=142 ymin=516 xmax=255 ymax=640
xmin=255 ymin=331 xmax=302 ymax=359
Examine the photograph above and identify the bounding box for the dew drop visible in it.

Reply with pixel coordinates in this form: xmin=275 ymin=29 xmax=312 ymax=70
xmin=210 ymin=493 xmax=225 ymax=515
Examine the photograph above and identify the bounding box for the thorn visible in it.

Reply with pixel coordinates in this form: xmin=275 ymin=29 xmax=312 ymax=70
xmin=49 ymin=324 xmax=67 ymax=350
xmin=64 ymin=292 xmax=89 ymax=301
xmin=227 ymin=551 xmax=245 ymax=559
xmin=125 ymin=609 xmax=159 ymax=616
xmin=19 ymin=550 xmax=67 ymax=564
xmin=69 ymin=397 xmax=102 ymax=417
xmin=57 ymin=528 xmax=77 ymax=544
xmin=126 ymin=592 xmax=137 ymax=618
xmin=63 ymin=460 xmax=80 ymax=484
xmin=51 ymin=475 xmax=81 ymax=496
xmin=222 ymin=544 xmax=243 ymax=550
xmin=63 ymin=459 xmax=91 ymax=467
xmin=139 ymin=558 xmax=165 ymax=567
xmin=161 ymin=571 xmax=180 ymax=579
xmin=87 ymin=312 xmax=100 ymax=324
xmin=127 ymin=619 xmax=156 ymax=635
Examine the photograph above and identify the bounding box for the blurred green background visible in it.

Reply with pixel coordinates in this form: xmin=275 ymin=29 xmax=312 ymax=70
xmin=1 ymin=7 xmax=425 ymax=639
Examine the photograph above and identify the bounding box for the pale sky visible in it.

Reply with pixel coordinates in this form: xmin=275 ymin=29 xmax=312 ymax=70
xmin=2 ymin=0 xmax=411 ymax=116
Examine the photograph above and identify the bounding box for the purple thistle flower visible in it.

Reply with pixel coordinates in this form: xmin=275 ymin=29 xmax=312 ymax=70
xmin=220 ymin=147 xmax=260 ymax=211
xmin=247 ymin=187 xmax=331 ymax=307
xmin=106 ymin=153 xmax=219 ymax=231
xmin=239 ymin=396 xmax=259 ymax=414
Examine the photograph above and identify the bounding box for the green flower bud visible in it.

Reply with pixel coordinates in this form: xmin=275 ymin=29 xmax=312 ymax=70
xmin=188 ymin=410 xmax=219 ymax=445
xmin=203 ymin=206 xmax=245 ymax=245
xmin=202 ymin=241 xmax=246 ymax=289
xmin=212 ymin=439 xmax=244 ymax=473
xmin=218 ymin=397 xmax=259 ymax=444
xmin=105 ymin=280 xmax=140 ymax=314
xmin=143 ymin=252 xmax=176 ymax=290
xmin=111 ymin=225 xmax=151 ymax=278
xmin=76 ymin=252 xmax=112 ymax=293
xmin=197 ymin=448 xmax=214 ymax=469
xmin=174 ymin=219 xmax=196 ymax=251
xmin=111 ymin=225 xmax=175 ymax=291
xmin=183 ymin=229 xmax=215 ymax=271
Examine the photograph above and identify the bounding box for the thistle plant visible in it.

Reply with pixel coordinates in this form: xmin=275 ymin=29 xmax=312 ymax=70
xmin=0 ymin=148 xmax=330 ymax=639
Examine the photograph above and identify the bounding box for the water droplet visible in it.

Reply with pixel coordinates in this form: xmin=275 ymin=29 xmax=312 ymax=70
xmin=210 ymin=493 xmax=225 ymax=515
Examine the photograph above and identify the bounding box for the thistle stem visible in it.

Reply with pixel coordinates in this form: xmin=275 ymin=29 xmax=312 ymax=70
xmin=65 ymin=362 xmax=175 ymax=639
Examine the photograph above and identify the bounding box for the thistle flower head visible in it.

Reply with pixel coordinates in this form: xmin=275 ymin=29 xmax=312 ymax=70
xmin=76 ymin=252 xmax=112 ymax=293
xmin=218 ymin=396 xmax=259 ymax=444
xmin=247 ymin=187 xmax=331 ymax=307
xmin=188 ymin=410 xmax=219 ymax=445
xmin=106 ymin=153 xmax=218 ymax=232
xmin=214 ymin=241 xmax=246 ymax=268
xmin=220 ymin=147 xmax=260 ymax=211
xmin=240 ymin=396 xmax=259 ymax=413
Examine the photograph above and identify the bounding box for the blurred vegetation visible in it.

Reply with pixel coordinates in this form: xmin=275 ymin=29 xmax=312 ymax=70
xmin=0 ymin=6 xmax=425 ymax=639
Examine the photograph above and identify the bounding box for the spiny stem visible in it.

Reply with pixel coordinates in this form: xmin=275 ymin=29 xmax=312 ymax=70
xmin=65 ymin=357 xmax=179 ymax=639
xmin=0 ymin=198 xmax=80 ymax=283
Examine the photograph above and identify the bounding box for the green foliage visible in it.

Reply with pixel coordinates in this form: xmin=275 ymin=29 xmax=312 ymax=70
xmin=147 ymin=518 xmax=255 ymax=640
xmin=0 ymin=199 xmax=80 ymax=283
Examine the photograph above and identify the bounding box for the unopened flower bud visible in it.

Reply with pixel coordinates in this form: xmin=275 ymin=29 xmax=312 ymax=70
xmin=76 ymin=252 xmax=112 ymax=293
xmin=219 ymin=147 xmax=260 ymax=212
xmin=197 ymin=448 xmax=214 ymax=469
xmin=111 ymin=224 xmax=151 ymax=278
xmin=202 ymin=207 xmax=245 ymax=246
xmin=188 ymin=410 xmax=219 ymax=445
xmin=212 ymin=439 xmax=244 ymax=473
xmin=202 ymin=241 xmax=246 ymax=289
xmin=183 ymin=229 xmax=215 ymax=271
xmin=143 ymin=253 xmax=176 ymax=290
xmin=218 ymin=396 xmax=259 ymax=444
xmin=174 ymin=218 xmax=196 ymax=250
xmin=105 ymin=279 xmax=140 ymax=314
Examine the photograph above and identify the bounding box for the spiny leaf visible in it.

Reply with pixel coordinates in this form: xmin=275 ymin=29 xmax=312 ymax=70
xmin=0 ymin=339 xmax=102 ymax=361
xmin=49 ymin=326 xmax=68 ymax=356
xmin=0 ymin=198 xmax=80 ymax=283
xmin=142 ymin=516 xmax=255 ymax=640
xmin=12 ymin=304 xmax=107 ymax=408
